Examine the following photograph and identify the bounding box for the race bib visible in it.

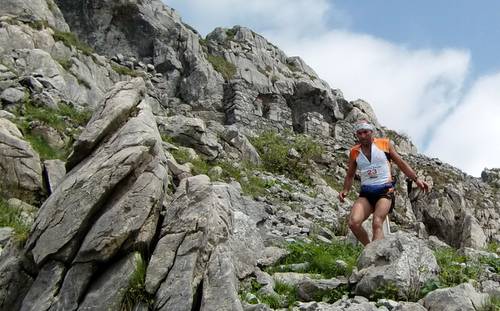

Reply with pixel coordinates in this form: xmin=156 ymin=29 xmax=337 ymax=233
xmin=367 ymin=168 xmax=378 ymax=178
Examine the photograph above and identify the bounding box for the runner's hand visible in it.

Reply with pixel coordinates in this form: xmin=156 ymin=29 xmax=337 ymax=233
xmin=415 ymin=179 xmax=429 ymax=192
xmin=338 ymin=191 xmax=347 ymax=202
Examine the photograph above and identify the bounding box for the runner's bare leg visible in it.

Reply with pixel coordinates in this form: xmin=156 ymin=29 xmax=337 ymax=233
xmin=348 ymin=198 xmax=372 ymax=245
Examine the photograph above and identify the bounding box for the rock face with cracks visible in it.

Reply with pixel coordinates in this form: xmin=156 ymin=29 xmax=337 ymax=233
xmin=13 ymin=78 xmax=169 ymax=311
xmin=0 ymin=0 xmax=499 ymax=310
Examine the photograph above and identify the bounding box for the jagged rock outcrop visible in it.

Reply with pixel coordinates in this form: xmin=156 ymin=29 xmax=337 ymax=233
xmin=0 ymin=118 xmax=43 ymax=203
xmin=2 ymin=78 xmax=169 ymax=311
xmin=146 ymin=174 xmax=266 ymax=311
xmin=0 ymin=0 xmax=499 ymax=310
xmin=353 ymin=232 xmax=439 ymax=299
xmin=0 ymin=0 xmax=69 ymax=32
xmin=54 ymin=0 xmax=224 ymax=109
xmin=421 ymin=283 xmax=488 ymax=311
xmin=406 ymin=153 xmax=500 ymax=246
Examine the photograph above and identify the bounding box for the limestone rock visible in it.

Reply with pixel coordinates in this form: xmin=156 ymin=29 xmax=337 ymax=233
xmin=78 ymin=253 xmax=141 ymax=311
xmin=157 ymin=115 xmax=222 ymax=160
xmin=43 ymin=159 xmax=66 ymax=194
xmin=1 ymin=87 xmax=25 ymax=105
xmin=421 ymin=282 xmax=488 ymax=311
xmin=0 ymin=0 xmax=70 ymax=32
xmin=147 ymin=175 xmax=264 ymax=311
xmin=354 ymin=232 xmax=439 ymax=299
xmin=0 ymin=118 xmax=43 ymax=203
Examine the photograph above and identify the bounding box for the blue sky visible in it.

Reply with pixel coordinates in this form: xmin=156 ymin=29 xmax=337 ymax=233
xmin=165 ymin=0 xmax=500 ymax=177
xmin=333 ymin=0 xmax=500 ymax=78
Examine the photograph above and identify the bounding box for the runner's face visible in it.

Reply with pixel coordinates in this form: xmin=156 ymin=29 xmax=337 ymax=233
xmin=356 ymin=129 xmax=373 ymax=144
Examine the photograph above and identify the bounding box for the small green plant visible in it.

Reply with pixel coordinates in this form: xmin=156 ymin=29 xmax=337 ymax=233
xmin=161 ymin=134 xmax=175 ymax=144
xmin=0 ymin=197 xmax=31 ymax=245
xmin=314 ymin=284 xmax=349 ymax=303
xmin=240 ymin=175 xmax=274 ymax=197
xmin=226 ymin=28 xmax=237 ymax=40
xmin=25 ymin=133 xmax=67 ymax=160
xmin=294 ymin=134 xmax=324 ymax=162
xmin=14 ymin=99 xmax=91 ymax=160
xmin=52 ymin=30 xmax=94 ymax=55
xmin=56 ymin=58 xmax=73 ymax=71
xmin=121 ymin=253 xmax=153 ymax=310
xmin=286 ymin=63 xmax=300 ymax=72
xmin=269 ymin=238 xmax=362 ymax=278
xmin=29 ymin=19 xmax=49 ymax=30
xmin=250 ymin=130 xmax=290 ymax=175
xmin=207 ymin=54 xmax=236 ymax=80
xmin=250 ymin=130 xmax=324 ymax=186
xmin=111 ymin=64 xmax=139 ymax=77
xmin=434 ymin=248 xmax=482 ymax=288
xmin=169 ymin=148 xmax=192 ymax=164
xmin=57 ymin=103 xmax=92 ymax=127
xmin=370 ymin=282 xmax=400 ymax=301
xmin=485 ymin=241 xmax=500 ymax=255
xmin=477 ymin=296 xmax=500 ymax=311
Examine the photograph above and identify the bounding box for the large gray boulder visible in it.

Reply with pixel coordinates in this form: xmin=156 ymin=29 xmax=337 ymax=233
xmin=421 ymin=282 xmax=489 ymax=311
xmin=0 ymin=0 xmax=70 ymax=32
xmin=156 ymin=115 xmax=222 ymax=160
xmin=0 ymin=118 xmax=43 ymax=203
xmin=0 ymin=242 xmax=35 ymax=311
xmin=146 ymin=175 xmax=265 ymax=311
xmin=54 ymin=0 xmax=224 ymax=109
xmin=222 ymin=125 xmax=261 ymax=165
xmin=354 ymin=232 xmax=439 ymax=299
xmin=6 ymin=78 xmax=169 ymax=311
xmin=43 ymin=159 xmax=66 ymax=194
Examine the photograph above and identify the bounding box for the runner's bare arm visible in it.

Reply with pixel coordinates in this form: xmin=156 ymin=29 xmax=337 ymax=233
xmin=388 ymin=143 xmax=429 ymax=192
xmin=339 ymin=155 xmax=357 ymax=202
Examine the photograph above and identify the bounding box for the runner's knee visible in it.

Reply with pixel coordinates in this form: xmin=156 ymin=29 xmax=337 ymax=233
xmin=372 ymin=216 xmax=384 ymax=229
xmin=349 ymin=217 xmax=363 ymax=230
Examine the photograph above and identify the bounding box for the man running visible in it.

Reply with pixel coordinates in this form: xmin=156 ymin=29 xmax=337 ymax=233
xmin=338 ymin=120 xmax=429 ymax=245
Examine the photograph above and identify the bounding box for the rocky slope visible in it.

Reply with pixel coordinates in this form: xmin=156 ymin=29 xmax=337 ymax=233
xmin=0 ymin=0 xmax=498 ymax=310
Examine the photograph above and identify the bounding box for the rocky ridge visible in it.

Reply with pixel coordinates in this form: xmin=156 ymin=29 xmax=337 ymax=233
xmin=0 ymin=0 xmax=498 ymax=310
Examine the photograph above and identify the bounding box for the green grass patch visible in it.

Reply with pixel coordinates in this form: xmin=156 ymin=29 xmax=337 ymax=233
xmin=241 ymin=280 xmax=297 ymax=309
xmin=226 ymin=28 xmax=237 ymax=40
xmin=485 ymin=241 xmax=500 ymax=255
xmin=56 ymin=58 xmax=72 ymax=71
xmin=17 ymin=100 xmax=91 ymax=133
xmin=269 ymin=238 xmax=362 ymax=278
xmin=478 ymin=295 xmax=500 ymax=311
xmin=29 ymin=19 xmax=50 ymax=30
xmin=25 ymin=133 xmax=67 ymax=160
xmin=121 ymin=253 xmax=153 ymax=310
xmin=217 ymin=161 xmax=275 ymax=197
xmin=434 ymin=248 xmax=482 ymax=288
xmin=169 ymin=148 xmax=192 ymax=165
xmin=286 ymin=63 xmax=300 ymax=72
xmin=207 ymin=54 xmax=236 ymax=80
xmin=0 ymin=197 xmax=30 ymax=246
xmin=370 ymin=282 xmax=400 ymax=301
xmin=14 ymin=99 xmax=91 ymax=160
xmin=57 ymin=103 xmax=92 ymax=127
xmin=52 ymin=30 xmax=93 ymax=55
xmin=111 ymin=63 xmax=139 ymax=77
xmin=250 ymin=130 xmax=324 ymax=186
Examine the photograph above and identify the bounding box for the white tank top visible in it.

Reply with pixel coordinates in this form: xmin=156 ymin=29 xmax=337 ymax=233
xmin=349 ymin=138 xmax=392 ymax=186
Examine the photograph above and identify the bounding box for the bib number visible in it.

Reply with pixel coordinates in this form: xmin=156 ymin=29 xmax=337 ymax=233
xmin=367 ymin=168 xmax=378 ymax=178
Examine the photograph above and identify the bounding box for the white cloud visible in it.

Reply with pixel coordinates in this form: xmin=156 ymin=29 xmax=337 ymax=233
xmin=165 ymin=0 xmax=338 ymax=38
xmin=163 ymin=0 xmax=500 ymax=176
xmin=271 ymin=30 xmax=470 ymax=147
xmin=427 ymin=73 xmax=500 ymax=176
